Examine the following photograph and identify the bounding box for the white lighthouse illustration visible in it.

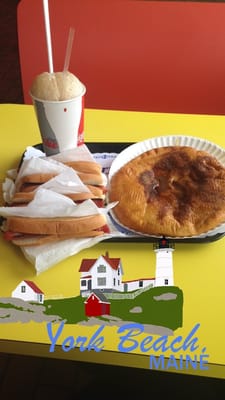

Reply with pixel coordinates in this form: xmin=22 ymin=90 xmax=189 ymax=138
xmin=154 ymin=238 xmax=174 ymax=287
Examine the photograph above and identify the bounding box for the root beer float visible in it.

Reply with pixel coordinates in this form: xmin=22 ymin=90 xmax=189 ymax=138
xmin=30 ymin=5 xmax=86 ymax=155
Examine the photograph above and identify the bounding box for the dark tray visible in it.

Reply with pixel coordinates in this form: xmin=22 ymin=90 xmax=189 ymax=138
xmin=27 ymin=142 xmax=225 ymax=244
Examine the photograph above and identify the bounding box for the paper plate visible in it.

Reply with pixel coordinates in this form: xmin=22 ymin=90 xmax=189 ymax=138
xmin=108 ymin=135 xmax=225 ymax=239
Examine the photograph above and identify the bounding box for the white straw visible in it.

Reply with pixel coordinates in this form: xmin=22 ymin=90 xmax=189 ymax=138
xmin=42 ymin=0 xmax=54 ymax=73
xmin=63 ymin=27 xmax=75 ymax=71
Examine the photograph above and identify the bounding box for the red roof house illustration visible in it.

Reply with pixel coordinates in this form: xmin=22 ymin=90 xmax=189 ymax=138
xmin=79 ymin=251 xmax=155 ymax=296
xmin=84 ymin=289 xmax=110 ymax=317
xmin=79 ymin=251 xmax=124 ymax=295
xmin=11 ymin=280 xmax=44 ymax=304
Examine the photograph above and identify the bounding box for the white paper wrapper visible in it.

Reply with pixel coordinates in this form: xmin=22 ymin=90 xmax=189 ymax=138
xmin=23 ymin=146 xmax=45 ymax=159
xmin=21 ymin=201 xmax=121 ymax=275
xmin=21 ymin=234 xmax=114 ymax=275
xmin=46 ymin=143 xmax=96 ymax=163
xmin=36 ymin=168 xmax=90 ymax=195
xmin=3 ymin=144 xmax=107 ymax=204
xmin=2 ymin=147 xmax=47 ymax=203
xmin=15 ymin=157 xmax=68 ymax=185
xmin=2 ymin=178 xmax=16 ymax=204
xmin=108 ymin=135 xmax=225 ymax=239
xmin=46 ymin=144 xmax=108 ymax=186
xmin=0 ymin=144 xmax=123 ymax=274
xmin=3 ymin=166 xmax=90 ymax=204
xmin=0 ymin=188 xmax=120 ymax=273
xmin=0 ymin=188 xmax=101 ymax=218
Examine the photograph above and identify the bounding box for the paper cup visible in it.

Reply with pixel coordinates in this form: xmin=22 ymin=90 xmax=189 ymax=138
xmin=30 ymin=85 xmax=86 ymax=155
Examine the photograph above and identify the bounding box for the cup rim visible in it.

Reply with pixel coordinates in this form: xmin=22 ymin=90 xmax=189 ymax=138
xmin=29 ymin=83 xmax=86 ymax=103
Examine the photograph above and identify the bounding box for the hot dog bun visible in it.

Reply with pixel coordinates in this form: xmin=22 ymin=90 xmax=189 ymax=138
xmin=3 ymin=213 xmax=109 ymax=246
xmin=12 ymin=189 xmax=105 ymax=204
xmin=12 ymin=184 xmax=106 ymax=204
xmin=12 ymin=158 xmax=107 ymax=205
xmin=11 ymin=230 xmax=105 ymax=246
xmin=63 ymin=160 xmax=102 ymax=174
xmin=6 ymin=214 xmax=107 ymax=235
xmin=18 ymin=171 xmax=105 ymax=186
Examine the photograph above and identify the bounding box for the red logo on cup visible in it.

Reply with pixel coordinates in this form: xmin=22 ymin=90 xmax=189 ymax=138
xmin=43 ymin=138 xmax=59 ymax=149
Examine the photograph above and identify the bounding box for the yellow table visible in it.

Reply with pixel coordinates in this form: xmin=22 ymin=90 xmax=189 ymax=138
xmin=0 ymin=104 xmax=225 ymax=380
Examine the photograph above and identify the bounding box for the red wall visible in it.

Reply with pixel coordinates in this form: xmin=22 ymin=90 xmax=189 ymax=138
xmin=85 ymin=296 xmax=110 ymax=317
xmin=18 ymin=0 xmax=225 ymax=115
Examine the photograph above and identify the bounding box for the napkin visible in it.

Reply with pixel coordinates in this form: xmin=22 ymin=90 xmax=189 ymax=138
xmin=0 ymin=188 xmax=120 ymax=274
xmin=15 ymin=156 xmax=67 ymax=185
xmin=0 ymin=144 xmax=123 ymax=274
xmin=4 ymin=144 xmax=103 ymax=204
xmin=31 ymin=168 xmax=91 ymax=195
xmin=46 ymin=143 xmax=96 ymax=163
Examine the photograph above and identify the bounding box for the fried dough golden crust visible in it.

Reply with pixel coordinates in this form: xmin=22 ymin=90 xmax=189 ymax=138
xmin=108 ymin=146 xmax=225 ymax=236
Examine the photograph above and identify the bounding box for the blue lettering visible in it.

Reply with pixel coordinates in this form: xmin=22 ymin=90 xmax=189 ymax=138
xmin=166 ymin=355 xmax=178 ymax=370
xmin=170 ymin=335 xmax=183 ymax=352
xmin=62 ymin=336 xmax=75 ymax=352
xmin=47 ymin=321 xmax=205 ymax=363
xmin=149 ymin=355 xmax=165 ymax=369
xmin=140 ymin=335 xmax=153 ymax=352
xmin=151 ymin=335 xmax=170 ymax=352
xmin=117 ymin=323 xmax=202 ymax=354
xmin=87 ymin=326 xmax=105 ymax=352
xmin=117 ymin=323 xmax=144 ymax=352
xmin=46 ymin=322 xmax=105 ymax=353
xmin=185 ymin=354 xmax=198 ymax=369
xmin=47 ymin=321 xmax=65 ymax=352
xmin=182 ymin=323 xmax=200 ymax=352
xmin=76 ymin=336 xmax=88 ymax=352
xmin=199 ymin=354 xmax=209 ymax=370
xmin=149 ymin=353 xmax=209 ymax=371
xmin=179 ymin=354 xmax=184 ymax=368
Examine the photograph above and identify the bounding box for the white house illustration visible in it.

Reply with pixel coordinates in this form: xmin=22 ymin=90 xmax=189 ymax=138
xmin=11 ymin=280 xmax=44 ymax=304
xmin=154 ymin=238 xmax=175 ymax=287
xmin=79 ymin=251 xmax=155 ymax=296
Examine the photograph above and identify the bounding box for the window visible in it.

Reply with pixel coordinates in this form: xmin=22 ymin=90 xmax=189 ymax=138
xmin=97 ymin=265 xmax=106 ymax=273
xmin=97 ymin=277 xmax=106 ymax=286
xmin=113 ymin=278 xmax=116 ymax=286
xmin=164 ymin=279 xmax=169 ymax=285
xmin=139 ymin=281 xmax=143 ymax=288
xmin=21 ymin=285 xmax=26 ymax=293
xmin=81 ymin=280 xmax=87 ymax=287
xmin=117 ymin=268 xmax=120 ymax=276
